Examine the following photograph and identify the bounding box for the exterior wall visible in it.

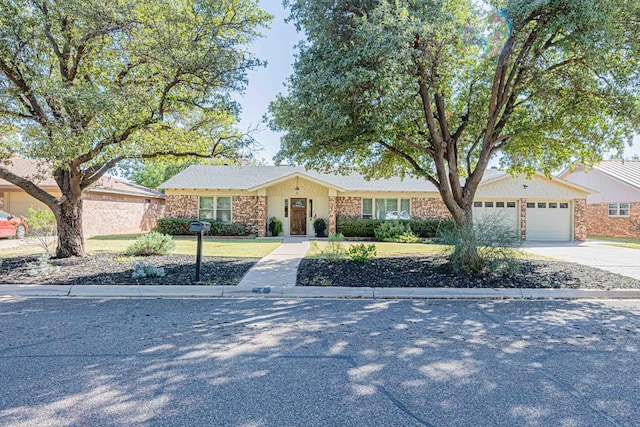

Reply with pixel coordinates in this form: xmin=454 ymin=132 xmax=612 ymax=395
xmin=585 ymin=202 xmax=640 ymax=238
xmin=573 ymin=199 xmax=587 ymax=241
xmin=477 ymin=174 xmax=590 ymax=200
xmin=3 ymin=190 xmax=59 ymax=217
xmin=231 ymin=195 xmax=266 ymax=236
xmin=519 ymin=198 xmax=527 ymax=240
xmin=328 ymin=196 xmax=337 ymax=235
xmin=83 ymin=197 xmax=165 ymax=237
xmin=410 ymin=197 xmax=451 ymax=220
xmin=165 ymin=194 xmax=198 ymax=218
xmin=0 ymin=191 xmax=4 ymax=209
xmin=562 ymin=168 xmax=640 ymax=203
xmin=336 ymin=196 xmax=362 ymax=218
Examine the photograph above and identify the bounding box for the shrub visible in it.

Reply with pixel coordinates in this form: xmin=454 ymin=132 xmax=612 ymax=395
xmin=440 ymin=213 xmax=522 ymax=276
xmin=269 ymin=217 xmax=283 ymax=236
xmin=131 ymin=261 xmax=166 ymax=279
xmin=27 ymin=254 xmax=60 ymax=277
xmin=393 ymin=230 xmax=422 ymax=243
xmin=221 ymin=222 xmax=247 ymax=236
xmin=320 ymin=233 xmax=346 ymax=261
xmin=24 ymin=207 xmax=57 ymax=255
xmin=337 ymin=218 xmax=455 ymax=238
xmin=347 ymin=243 xmax=376 ymax=262
xmin=313 ymin=218 xmax=327 ymax=237
xmin=154 ymin=218 xmax=191 ymax=235
xmin=125 ymin=232 xmax=176 ymax=256
xmin=374 ymin=221 xmax=410 ymax=241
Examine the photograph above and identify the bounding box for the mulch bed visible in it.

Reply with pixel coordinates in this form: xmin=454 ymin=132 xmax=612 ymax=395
xmin=0 ymin=253 xmax=257 ymax=286
xmin=298 ymin=256 xmax=640 ymax=289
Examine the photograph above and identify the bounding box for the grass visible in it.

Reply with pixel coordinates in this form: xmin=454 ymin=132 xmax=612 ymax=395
xmin=305 ymin=241 xmax=451 ymax=258
xmin=589 ymin=235 xmax=640 ymax=250
xmin=1 ymin=235 xmax=282 ymax=258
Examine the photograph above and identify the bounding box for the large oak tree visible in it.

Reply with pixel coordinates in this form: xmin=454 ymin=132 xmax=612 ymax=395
xmin=269 ymin=0 xmax=640 ymax=270
xmin=0 ymin=0 xmax=270 ymax=257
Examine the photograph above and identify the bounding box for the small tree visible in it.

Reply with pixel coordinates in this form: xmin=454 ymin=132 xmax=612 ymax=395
xmin=24 ymin=207 xmax=57 ymax=256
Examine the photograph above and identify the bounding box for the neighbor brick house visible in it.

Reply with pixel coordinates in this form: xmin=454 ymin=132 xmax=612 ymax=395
xmin=160 ymin=166 xmax=594 ymax=241
xmin=0 ymin=157 xmax=165 ymax=237
xmin=561 ymin=160 xmax=640 ymax=238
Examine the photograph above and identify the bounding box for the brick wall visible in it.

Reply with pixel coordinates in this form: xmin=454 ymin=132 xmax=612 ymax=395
xmin=585 ymin=202 xmax=640 ymax=238
xmin=328 ymin=196 xmax=337 ymax=234
xmin=83 ymin=198 xmax=165 ymax=237
xmin=336 ymin=196 xmax=362 ymax=218
xmin=574 ymin=199 xmax=587 ymax=241
xmin=410 ymin=197 xmax=451 ymax=220
xmin=165 ymin=195 xmax=198 ymax=218
xmin=0 ymin=191 xmax=3 ymax=209
xmin=520 ymin=198 xmax=527 ymax=240
xmin=232 ymin=195 xmax=266 ymax=236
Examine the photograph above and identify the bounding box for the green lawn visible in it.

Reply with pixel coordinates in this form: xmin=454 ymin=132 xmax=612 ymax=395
xmin=305 ymin=241 xmax=451 ymax=258
xmin=1 ymin=235 xmax=282 ymax=258
xmin=589 ymin=235 xmax=640 ymax=250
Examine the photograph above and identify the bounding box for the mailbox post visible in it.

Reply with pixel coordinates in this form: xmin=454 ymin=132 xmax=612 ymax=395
xmin=188 ymin=221 xmax=211 ymax=282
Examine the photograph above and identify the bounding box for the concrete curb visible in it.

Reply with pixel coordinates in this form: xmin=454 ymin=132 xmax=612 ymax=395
xmin=1 ymin=284 xmax=640 ymax=300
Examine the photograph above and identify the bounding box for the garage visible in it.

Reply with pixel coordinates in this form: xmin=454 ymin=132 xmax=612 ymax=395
xmin=473 ymin=200 xmax=519 ymax=233
xmin=526 ymin=201 xmax=572 ymax=241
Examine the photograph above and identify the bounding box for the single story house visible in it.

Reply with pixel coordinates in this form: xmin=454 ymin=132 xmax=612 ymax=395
xmin=159 ymin=165 xmax=594 ymax=241
xmin=560 ymin=160 xmax=640 ymax=238
xmin=0 ymin=157 xmax=165 ymax=237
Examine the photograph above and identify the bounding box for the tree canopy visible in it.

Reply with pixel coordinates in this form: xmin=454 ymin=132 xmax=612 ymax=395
xmin=0 ymin=0 xmax=270 ymax=256
xmin=269 ymin=0 xmax=640 ymax=225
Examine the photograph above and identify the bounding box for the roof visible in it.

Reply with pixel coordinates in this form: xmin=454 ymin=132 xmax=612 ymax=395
xmin=159 ymin=165 xmax=509 ymax=192
xmin=0 ymin=157 xmax=164 ymax=199
xmin=591 ymin=160 xmax=640 ymax=191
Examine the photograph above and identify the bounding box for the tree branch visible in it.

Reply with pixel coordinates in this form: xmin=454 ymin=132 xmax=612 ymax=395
xmin=0 ymin=164 xmax=58 ymax=209
xmin=377 ymin=141 xmax=439 ymax=188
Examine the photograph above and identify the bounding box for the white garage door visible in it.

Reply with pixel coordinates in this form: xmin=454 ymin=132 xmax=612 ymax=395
xmin=473 ymin=201 xmax=519 ymax=233
xmin=526 ymin=201 xmax=571 ymax=241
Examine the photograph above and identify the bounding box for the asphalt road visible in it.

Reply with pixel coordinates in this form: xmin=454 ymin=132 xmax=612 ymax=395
xmin=1 ymin=297 xmax=639 ymax=427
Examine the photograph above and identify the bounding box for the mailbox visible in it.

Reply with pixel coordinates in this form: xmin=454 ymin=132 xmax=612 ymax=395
xmin=189 ymin=221 xmax=211 ymax=233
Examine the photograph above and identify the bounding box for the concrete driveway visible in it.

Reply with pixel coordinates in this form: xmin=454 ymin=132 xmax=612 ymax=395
xmin=522 ymin=240 xmax=640 ymax=280
xmin=0 ymin=237 xmax=23 ymax=251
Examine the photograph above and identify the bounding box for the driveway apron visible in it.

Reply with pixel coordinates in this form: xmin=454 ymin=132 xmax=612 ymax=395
xmin=237 ymin=237 xmax=310 ymax=287
xmin=522 ymin=240 xmax=640 ymax=280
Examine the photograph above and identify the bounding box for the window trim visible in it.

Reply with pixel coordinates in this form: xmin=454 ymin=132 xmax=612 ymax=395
xmin=199 ymin=196 xmax=233 ymax=223
xmin=362 ymin=197 xmax=411 ymax=220
xmin=608 ymin=202 xmax=630 ymax=217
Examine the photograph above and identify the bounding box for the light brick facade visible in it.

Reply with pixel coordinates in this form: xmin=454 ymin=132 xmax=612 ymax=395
xmin=328 ymin=196 xmax=337 ymax=234
xmin=519 ymin=198 xmax=527 ymax=240
xmin=0 ymin=191 xmax=4 ymax=210
xmin=410 ymin=197 xmax=451 ymax=220
xmin=573 ymin=199 xmax=587 ymax=241
xmin=83 ymin=195 xmax=164 ymax=237
xmin=336 ymin=196 xmax=362 ymax=218
xmin=585 ymin=202 xmax=640 ymax=238
xmin=232 ymin=196 xmax=267 ymax=237
xmin=165 ymin=195 xmax=198 ymax=219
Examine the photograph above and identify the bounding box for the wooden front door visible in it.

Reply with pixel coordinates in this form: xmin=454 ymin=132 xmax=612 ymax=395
xmin=290 ymin=198 xmax=307 ymax=235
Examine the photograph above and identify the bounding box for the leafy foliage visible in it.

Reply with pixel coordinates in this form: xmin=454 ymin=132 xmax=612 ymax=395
xmin=374 ymin=221 xmax=421 ymax=243
xmin=320 ymin=233 xmax=346 ymax=261
xmin=24 ymin=207 xmax=57 ymax=255
xmin=27 ymin=254 xmax=59 ymax=277
xmin=125 ymin=232 xmax=176 ymax=256
xmin=153 ymin=218 xmax=248 ymax=237
xmin=312 ymin=218 xmax=327 ymax=237
xmin=346 ymin=243 xmax=376 ymax=262
xmin=269 ymin=217 xmax=283 ymax=236
xmin=337 ymin=218 xmax=455 ymax=238
xmin=131 ymin=261 xmax=166 ymax=279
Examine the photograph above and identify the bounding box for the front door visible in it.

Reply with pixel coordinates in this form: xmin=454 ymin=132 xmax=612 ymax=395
xmin=290 ymin=198 xmax=307 ymax=235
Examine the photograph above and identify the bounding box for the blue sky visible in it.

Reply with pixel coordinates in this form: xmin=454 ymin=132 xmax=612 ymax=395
xmin=236 ymin=1 xmax=640 ymax=165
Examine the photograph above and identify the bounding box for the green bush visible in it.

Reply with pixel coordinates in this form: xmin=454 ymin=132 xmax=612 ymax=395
xmin=154 ymin=218 xmax=247 ymax=236
xmin=24 ymin=207 xmax=57 ymax=255
xmin=374 ymin=221 xmax=408 ymax=241
xmin=131 ymin=261 xmax=166 ymax=279
xmin=125 ymin=232 xmax=176 ymax=256
xmin=347 ymin=243 xmax=376 ymax=262
xmin=337 ymin=218 xmax=455 ymax=238
xmin=269 ymin=217 xmax=283 ymax=236
xmin=320 ymin=233 xmax=346 ymax=262
xmin=221 ymin=222 xmax=247 ymax=236
xmin=393 ymin=230 xmax=422 ymax=243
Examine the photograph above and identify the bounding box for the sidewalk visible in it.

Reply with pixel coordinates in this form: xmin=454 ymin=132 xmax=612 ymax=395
xmin=237 ymin=237 xmax=310 ymax=287
xmin=2 ymin=284 xmax=640 ymax=300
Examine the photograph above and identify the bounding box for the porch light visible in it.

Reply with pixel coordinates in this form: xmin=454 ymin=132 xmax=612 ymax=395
xmin=295 ymin=176 xmax=300 ymax=194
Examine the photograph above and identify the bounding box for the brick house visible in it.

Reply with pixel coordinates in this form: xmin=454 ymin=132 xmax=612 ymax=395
xmin=561 ymin=160 xmax=640 ymax=238
xmin=0 ymin=158 xmax=165 ymax=237
xmin=160 ymin=165 xmax=593 ymax=241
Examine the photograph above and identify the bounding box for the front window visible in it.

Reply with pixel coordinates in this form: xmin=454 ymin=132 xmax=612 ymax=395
xmin=216 ymin=197 xmax=231 ymax=223
xmin=608 ymin=202 xmax=630 ymax=217
xmin=199 ymin=197 xmax=214 ymax=219
xmin=362 ymin=198 xmax=373 ymax=219
xmin=199 ymin=196 xmax=232 ymax=223
xmin=364 ymin=198 xmax=410 ymax=219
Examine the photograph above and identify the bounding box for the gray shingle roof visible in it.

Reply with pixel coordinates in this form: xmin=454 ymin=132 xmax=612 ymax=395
xmin=159 ymin=165 xmax=508 ymax=192
xmin=594 ymin=160 xmax=640 ymax=190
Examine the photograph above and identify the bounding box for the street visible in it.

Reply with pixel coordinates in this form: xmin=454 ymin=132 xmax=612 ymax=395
xmin=1 ymin=297 xmax=639 ymax=426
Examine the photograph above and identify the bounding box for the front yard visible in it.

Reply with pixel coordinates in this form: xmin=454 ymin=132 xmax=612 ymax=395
xmin=589 ymin=235 xmax=640 ymax=250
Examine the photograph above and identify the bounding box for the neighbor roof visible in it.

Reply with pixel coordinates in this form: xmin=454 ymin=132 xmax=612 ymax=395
xmin=159 ymin=165 xmax=510 ymax=192
xmin=592 ymin=160 xmax=640 ymax=191
xmin=0 ymin=157 xmax=164 ymax=199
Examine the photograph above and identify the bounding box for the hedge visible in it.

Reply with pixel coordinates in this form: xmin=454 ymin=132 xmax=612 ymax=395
xmin=337 ymin=218 xmax=455 ymax=239
xmin=154 ymin=217 xmax=248 ymax=237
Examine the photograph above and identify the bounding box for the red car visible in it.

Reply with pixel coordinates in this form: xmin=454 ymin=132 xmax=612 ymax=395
xmin=0 ymin=210 xmax=28 ymax=239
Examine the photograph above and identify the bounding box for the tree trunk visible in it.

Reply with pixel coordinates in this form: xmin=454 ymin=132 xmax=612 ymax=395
xmin=53 ymin=196 xmax=85 ymax=258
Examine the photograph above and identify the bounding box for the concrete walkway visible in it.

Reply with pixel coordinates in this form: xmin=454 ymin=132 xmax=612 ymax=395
xmin=237 ymin=237 xmax=310 ymax=287
xmin=522 ymin=240 xmax=640 ymax=280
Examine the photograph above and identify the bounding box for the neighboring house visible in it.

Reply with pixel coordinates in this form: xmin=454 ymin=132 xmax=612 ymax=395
xmin=159 ymin=165 xmax=594 ymax=241
xmin=0 ymin=157 xmax=165 ymax=237
xmin=560 ymin=160 xmax=640 ymax=238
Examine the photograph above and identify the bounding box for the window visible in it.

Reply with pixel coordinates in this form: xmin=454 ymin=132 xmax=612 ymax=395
xmin=199 ymin=196 xmax=232 ymax=223
xmin=284 ymin=199 xmax=289 ymax=218
xmin=507 ymin=202 xmax=516 ymax=208
xmin=144 ymin=199 xmax=151 ymax=204
xmin=485 ymin=202 xmax=493 ymax=208
xmin=496 ymin=202 xmax=505 ymax=208
xmin=559 ymin=203 xmax=569 ymax=209
xmin=363 ymin=198 xmax=410 ymax=219
xmin=362 ymin=199 xmax=373 ymax=219
xmin=608 ymin=202 xmax=630 ymax=217
xmin=473 ymin=201 xmax=482 ymax=208
xmin=527 ymin=202 xmax=535 ymax=208
xmin=538 ymin=202 xmax=547 ymax=208
xmin=549 ymin=202 xmax=557 ymax=209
